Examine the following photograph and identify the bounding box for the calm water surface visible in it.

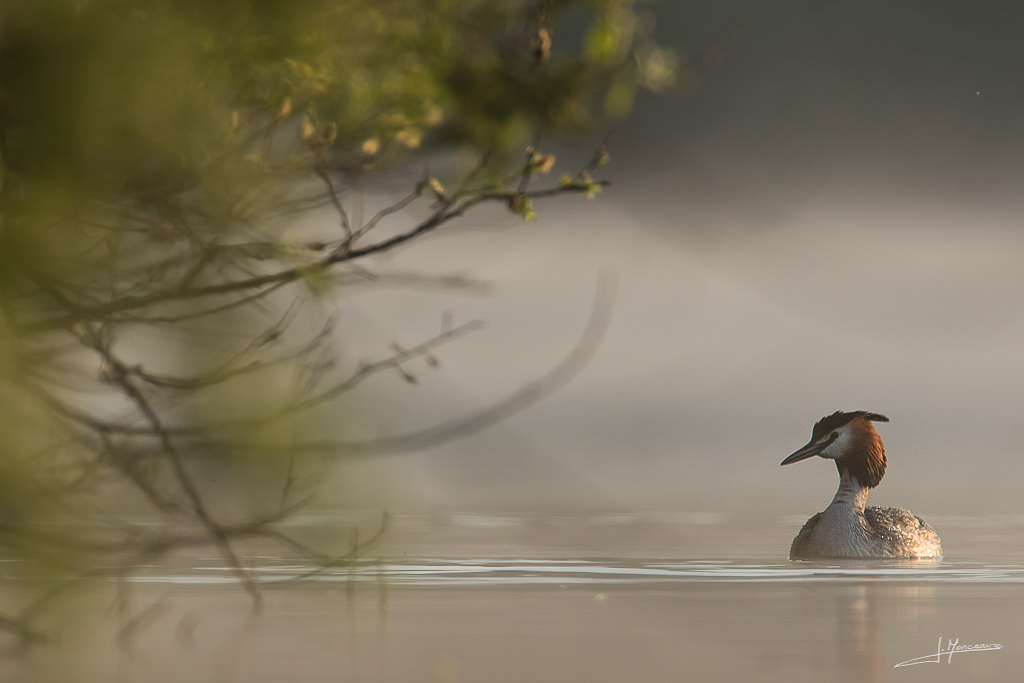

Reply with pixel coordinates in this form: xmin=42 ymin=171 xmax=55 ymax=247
xmin=6 ymin=512 xmax=1023 ymax=682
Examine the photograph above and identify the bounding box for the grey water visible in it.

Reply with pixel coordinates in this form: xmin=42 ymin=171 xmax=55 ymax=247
xmin=7 ymin=511 xmax=1020 ymax=682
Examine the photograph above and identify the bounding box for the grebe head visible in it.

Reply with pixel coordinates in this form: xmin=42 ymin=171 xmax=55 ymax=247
xmin=781 ymin=411 xmax=889 ymax=488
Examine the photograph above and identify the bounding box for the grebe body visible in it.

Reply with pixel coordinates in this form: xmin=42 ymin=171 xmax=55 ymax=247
xmin=782 ymin=411 xmax=941 ymax=560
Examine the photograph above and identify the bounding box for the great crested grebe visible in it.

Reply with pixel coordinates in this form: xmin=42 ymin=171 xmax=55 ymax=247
xmin=781 ymin=411 xmax=941 ymax=560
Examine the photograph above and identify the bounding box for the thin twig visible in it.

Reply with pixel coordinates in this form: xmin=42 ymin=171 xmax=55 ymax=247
xmin=316 ymin=167 xmax=353 ymax=245
xmin=22 ymin=173 xmax=606 ymax=333
xmin=250 ymin=273 xmax=615 ymax=457
xmin=75 ymin=326 xmax=263 ymax=608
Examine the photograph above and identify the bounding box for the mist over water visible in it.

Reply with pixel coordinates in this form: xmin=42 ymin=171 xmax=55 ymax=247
xmin=336 ymin=1 xmax=1024 ymax=518
xmin=204 ymin=5 xmax=1024 ymax=681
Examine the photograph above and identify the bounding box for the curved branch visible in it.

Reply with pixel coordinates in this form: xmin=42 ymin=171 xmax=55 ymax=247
xmin=20 ymin=178 xmax=606 ymax=333
xmin=289 ymin=273 xmax=616 ymax=456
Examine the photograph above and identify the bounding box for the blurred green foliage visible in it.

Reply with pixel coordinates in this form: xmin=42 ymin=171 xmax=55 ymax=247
xmin=0 ymin=0 xmax=675 ymax=627
xmin=0 ymin=0 xmax=670 ymax=221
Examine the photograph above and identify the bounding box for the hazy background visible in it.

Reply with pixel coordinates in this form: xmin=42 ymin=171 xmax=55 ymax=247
xmin=328 ymin=1 xmax=1024 ymax=517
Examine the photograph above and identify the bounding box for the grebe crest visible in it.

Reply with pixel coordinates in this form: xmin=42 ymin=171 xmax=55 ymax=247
xmin=781 ymin=411 xmax=941 ymax=560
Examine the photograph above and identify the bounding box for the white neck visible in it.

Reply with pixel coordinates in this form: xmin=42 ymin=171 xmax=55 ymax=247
xmin=830 ymin=468 xmax=870 ymax=510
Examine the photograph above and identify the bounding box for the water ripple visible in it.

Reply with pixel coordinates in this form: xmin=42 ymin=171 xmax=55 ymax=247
xmin=127 ymin=559 xmax=1024 ymax=587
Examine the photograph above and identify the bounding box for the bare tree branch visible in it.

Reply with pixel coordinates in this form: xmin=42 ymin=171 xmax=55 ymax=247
xmin=73 ymin=325 xmax=263 ymax=608
xmin=270 ymin=273 xmax=615 ymax=456
xmin=19 ymin=170 xmax=606 ymax=333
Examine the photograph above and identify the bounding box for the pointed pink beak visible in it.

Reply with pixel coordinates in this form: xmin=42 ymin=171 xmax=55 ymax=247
xmin=781 ymin=433 xmax=837 ymax=465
